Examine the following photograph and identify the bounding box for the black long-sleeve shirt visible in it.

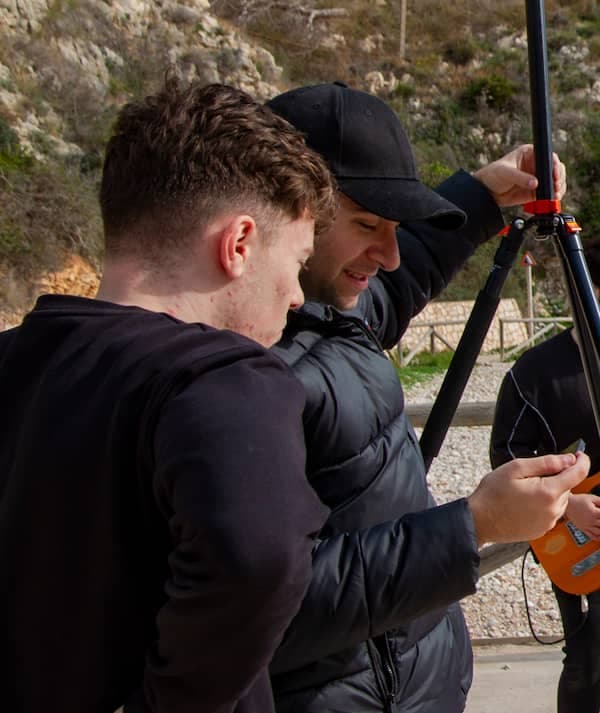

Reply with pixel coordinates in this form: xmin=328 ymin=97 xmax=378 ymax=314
xmin=490 ymin=328 xmax=600 ymax=473
xmin=0 ymin=294 xmax=328 ymax=713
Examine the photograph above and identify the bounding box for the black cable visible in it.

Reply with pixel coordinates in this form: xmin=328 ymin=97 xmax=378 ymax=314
xmin=521 ymin=547 xmax=589 ymax=645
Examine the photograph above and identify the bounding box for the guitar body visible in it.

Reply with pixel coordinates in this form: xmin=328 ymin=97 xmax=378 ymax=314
xmin=530 ymin=470 xmax=600 ymax=595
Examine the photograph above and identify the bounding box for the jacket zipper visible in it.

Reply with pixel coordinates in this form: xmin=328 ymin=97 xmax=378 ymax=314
xmin=381 ymin=633 xmax=399 ymax=711
xmin=345 ymin=313 xmax=399 ymax=711
xmin=368 ymin=634 xmax=399 ymax=711
xmin=345 ymin=315 xmax=386 ymax=352
xmin=288 ymin=307 xmax=386 ymax=353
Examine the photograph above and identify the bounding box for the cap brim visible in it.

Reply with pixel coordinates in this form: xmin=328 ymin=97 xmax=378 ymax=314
xmin=337 ymin=177 xmax=467 ymax=230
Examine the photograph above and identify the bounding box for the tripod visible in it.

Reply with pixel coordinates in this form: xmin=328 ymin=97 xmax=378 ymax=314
xmin=419 ymin=0 xmax=600 ymax=472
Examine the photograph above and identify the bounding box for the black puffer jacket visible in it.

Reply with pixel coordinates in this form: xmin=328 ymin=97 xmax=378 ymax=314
xmin=270 ymin=170 xmax=504 ymax=713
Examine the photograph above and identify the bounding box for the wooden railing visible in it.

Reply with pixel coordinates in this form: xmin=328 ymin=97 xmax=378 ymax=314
xmin=406 ymin=400 xmax=496 ymax=427
xmin=395 ymin=316 xmax=572 ymax=365
xmin=394 ymin=319 xmax=466 ymax=366
xmin=499 ymin=316 xmax=572 ymax=360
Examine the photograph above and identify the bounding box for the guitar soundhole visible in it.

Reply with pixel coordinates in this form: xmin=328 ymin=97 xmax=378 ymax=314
xmin=566 ymin=520 xmax=591 ymax=547
xmin=572 ymin=548 xmax=600 ymax=577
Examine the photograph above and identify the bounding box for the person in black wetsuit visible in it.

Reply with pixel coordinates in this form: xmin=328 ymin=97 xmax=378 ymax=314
xmin=491 ymin=238 xmax=600 ymax=713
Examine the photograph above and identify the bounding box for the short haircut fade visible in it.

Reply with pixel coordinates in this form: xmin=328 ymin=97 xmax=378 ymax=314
xmin=100 ymin=79 xmax=335 ymax=259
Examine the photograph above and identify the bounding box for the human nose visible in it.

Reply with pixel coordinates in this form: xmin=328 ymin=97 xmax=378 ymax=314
xmin=289 ymin=281 xmax=305 ymax=311
xmin=368 ymin=227 xmax=400 ymax=272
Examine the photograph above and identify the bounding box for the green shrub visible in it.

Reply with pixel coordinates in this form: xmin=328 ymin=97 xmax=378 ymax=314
xmin=576 ymin=19 xmax=600 ymax=39
xmin=0 ymin=157 xmax=102 ymax=266
xmin=0 ymin=117 xmax=33 ymax=172
xmin=547 ymin=29 xmax=580 ymax=53
xmin=460 ymin=75 xmax=517 ymax=112
xmin=419 ymin=160 xmax=454 ymax=188
xmin=556 ymin=67 xmax=591 ymax=93
xmin=443 ymin=39 xmax=477 ymax=66
xmin=0 ymin=224 xmax=30 ymax=257
xmin=589 ymin=36 xmax=600 ymax=60
xmin=0 ymin=118 xmax=19 ymax=152
xmin=578 ymin=191 xmax=600 ymax=239
xmin=395 ymin=350 xmax=455 ymax=388
xmin=410 ymin=99 xmax=463 ymax=146
xmin=79 ymin=151 xmax=103 ymax=174
xmin=391 ymin=82 xmax=415 ymax=100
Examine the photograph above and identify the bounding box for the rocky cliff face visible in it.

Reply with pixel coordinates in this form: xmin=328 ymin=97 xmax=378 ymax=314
xmin=1 ymin=0 xmax=284 ymax=160
xmin=0 ymin=0 xmax=292 ymax=326
xmin=2 ymin=1 xmax=600 ymax=327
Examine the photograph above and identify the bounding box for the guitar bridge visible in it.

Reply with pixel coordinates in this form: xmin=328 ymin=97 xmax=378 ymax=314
xmin=566 ymin=520 xmax=590 ymax=547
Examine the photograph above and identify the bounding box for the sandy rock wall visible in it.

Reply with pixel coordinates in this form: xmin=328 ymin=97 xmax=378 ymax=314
xmin=400 ymin=298 xmax=527 ymax=355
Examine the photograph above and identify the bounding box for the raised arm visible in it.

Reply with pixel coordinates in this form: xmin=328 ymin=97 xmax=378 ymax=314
xmin=370 ymin=146 xmax=566 ymax=348
xmin=371 ymin=170 xmax=503 ymax=347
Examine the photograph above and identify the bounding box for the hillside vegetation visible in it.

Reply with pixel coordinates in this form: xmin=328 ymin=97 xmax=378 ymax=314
xmin=1 ymin=0 xmax=600 ymax=325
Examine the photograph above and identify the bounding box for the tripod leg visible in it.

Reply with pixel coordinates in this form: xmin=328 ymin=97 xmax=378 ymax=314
xmin=554 ymin=217 xmax=600 ymax=437
xmin=419 ymin=218 xmax=526 ymax=472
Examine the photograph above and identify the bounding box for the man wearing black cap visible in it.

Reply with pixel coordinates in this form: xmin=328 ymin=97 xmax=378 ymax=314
xmin=267 ymin=82 xmax=579 ymax=713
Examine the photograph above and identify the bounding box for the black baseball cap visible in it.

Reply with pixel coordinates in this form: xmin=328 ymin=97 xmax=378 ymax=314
xmin=268 ymin=82 xmax=466 ymax=230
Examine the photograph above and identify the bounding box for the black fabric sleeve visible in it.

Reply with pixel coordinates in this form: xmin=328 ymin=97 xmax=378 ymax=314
xmin=489 ymin=369 xmax=551 ymax=467
xmin=270 ymin=499 xmax=479 ymax=674
xmin=129 ymin=353 xmax=328 ymax=713
xmin=368 ymin=170 xmax=504 ymax=348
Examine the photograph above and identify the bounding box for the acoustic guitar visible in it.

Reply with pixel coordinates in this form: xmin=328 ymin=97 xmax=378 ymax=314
xmin=529 ymin=470 xmax=600 ymax=595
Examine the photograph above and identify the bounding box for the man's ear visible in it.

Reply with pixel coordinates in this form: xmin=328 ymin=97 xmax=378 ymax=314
xmin=218 ymin=215 xmax=257 ymax=279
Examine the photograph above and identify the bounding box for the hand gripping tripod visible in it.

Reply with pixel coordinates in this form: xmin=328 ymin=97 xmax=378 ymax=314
xmin=418 ymin=0 xmax=600 ymax=473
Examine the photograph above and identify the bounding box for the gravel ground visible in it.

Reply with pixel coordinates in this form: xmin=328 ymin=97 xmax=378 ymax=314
xmin=404 ymin=357 xmax=564 ymax=641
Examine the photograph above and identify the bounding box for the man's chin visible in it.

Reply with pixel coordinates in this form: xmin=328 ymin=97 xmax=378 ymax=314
xmin=264 ymin=329 xmax=284 ymax=348
xmin=333 ymin=294 xmax=360 ymax=311
xmin=303 ymin=283 xmax=360 ymax=311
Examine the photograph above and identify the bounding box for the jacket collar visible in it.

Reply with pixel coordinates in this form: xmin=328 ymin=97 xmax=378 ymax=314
xmin=292 ymin=293 xmax=369 ymax=323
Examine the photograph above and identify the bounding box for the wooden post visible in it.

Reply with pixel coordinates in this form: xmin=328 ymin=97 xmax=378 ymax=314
xmin=399 ymin=0 xmax=407 ymax=60
xmin=526 ymin=264 xmax=534 ymax=339
xmin=521 ymin=252 xmax=536 ymax=340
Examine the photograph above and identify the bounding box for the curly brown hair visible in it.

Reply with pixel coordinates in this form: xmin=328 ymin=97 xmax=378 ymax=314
xmin=100 ymin=79 xmax=335 ymax=260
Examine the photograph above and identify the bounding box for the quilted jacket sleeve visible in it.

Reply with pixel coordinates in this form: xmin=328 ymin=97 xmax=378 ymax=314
xmin=270 ymin=499 xmax=479 ymax=674
xmin=368 ymin=170 xmax=504 ymax=349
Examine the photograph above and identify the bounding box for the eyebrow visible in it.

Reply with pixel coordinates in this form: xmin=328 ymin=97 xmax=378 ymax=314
xmin=348 ymin=207 xmax=377 ymax=220
xmin=351 ymin=211 xmax=400 ymax=228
